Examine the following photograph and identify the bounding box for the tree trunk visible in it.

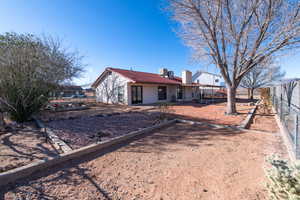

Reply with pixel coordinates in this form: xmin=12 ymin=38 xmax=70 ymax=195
xmin=226 ymin=86 xmax=237 ymax=114
xmin=249 ymin=88 xmax=254 ymax=100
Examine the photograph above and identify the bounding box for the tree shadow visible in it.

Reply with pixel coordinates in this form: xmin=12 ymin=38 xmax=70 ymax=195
xmin=2 ymin=165 xmax=112 ymax=200
xmin=0 ymin=129 xmax=58 ymax=173
xmin=120 ymin=123 xmax=245 ymax=154
xmin=1 ymin=130 xmax=57 ymax=160
xmin=1 ymin=122 xmax=246 ymax=199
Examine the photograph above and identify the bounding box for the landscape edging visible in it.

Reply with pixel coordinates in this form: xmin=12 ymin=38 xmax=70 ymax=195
xmin=33 ymin=118 xmax=72 ymax=153
xmin=0 ymin=119 xmax=176 ymax=187
xmin=238 ymin=100 xmax=261 ymax=129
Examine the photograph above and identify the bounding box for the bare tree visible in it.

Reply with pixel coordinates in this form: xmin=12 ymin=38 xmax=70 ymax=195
xmin=0 ymin=32 xmax=84 ymax=122
xmin=241 ymin=59 xmax=285 ymax=99
xmin=168 ymin=0 xmax=300 ymax=114
xmin=284 ymin=80 xmax=297 ymax=108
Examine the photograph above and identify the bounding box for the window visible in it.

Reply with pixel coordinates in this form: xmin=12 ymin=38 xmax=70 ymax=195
xmin=118 ymin=86 xmax=124 ymax=103
xmin=177 ymin=86 xmax=183 ymax=99
xmin=215 ymin=79 xmax=219 ymax=83
xmin=158 ymin=86 xmax=167 ymax=100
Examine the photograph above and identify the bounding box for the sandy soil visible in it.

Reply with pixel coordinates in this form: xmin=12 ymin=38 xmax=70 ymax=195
xmin=170 ymin=102 xmax=255 ymax=125
xmin=249 ymin=105 xmax=279 ymax=133
xmin=0 ymin=124 xmax=57 ymax=173
xmin=46 ymin=112 xmax=160 ymax=149
xmin=2 ymin=123 xmax=287 ymax=200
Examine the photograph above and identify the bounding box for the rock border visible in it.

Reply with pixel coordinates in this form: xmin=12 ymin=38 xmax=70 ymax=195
xmin=238 ymin=100 xmax=261 ymax=129
xmin=33 ymin=118 xmax=72 ymax=153
xmin=50 ymin=106 xmax=90 ymax=113
xmin=0 ymin=119 xmax=176 ymax=187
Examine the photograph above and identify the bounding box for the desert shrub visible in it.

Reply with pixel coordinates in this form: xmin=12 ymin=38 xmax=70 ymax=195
xmin=266 ymin=157 xmax=300 ymax=200
xmin=157 ymin=103 xmax=173 ymax=121
xmin=0 ymin=32 xmax=83 ymax=122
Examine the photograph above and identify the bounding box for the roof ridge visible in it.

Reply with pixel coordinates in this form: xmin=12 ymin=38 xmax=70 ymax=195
xmin=108 ymin=67 xmax=160 ymax=76
xmin=196 ymin=70 xmax=221 ymax=77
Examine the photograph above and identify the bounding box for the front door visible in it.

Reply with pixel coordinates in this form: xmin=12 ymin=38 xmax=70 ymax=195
xmin=131 ymin=86 xmax=143 ymax=104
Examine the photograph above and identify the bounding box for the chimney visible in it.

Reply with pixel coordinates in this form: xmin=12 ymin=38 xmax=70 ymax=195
xmin=182 ymin=70 xmax=192 ymax=84
xmin=159 ymin=68 xmax=168 ymax=77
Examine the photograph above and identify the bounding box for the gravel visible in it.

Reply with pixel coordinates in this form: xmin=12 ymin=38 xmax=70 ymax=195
xmin=46 ymin=112 xmax=161 ymax=149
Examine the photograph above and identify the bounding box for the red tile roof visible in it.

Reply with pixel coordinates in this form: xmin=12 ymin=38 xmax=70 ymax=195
xmin=92 ymin=67 xmax=182 ymax=87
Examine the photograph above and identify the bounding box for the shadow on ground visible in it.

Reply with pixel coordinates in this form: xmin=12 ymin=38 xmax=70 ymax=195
xmin=1 ymin=123 xmax=245 ymax=199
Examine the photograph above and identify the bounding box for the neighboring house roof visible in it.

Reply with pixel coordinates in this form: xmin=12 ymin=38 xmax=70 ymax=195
xmin=266 ymin=78 xmax=300 ymax=87
xmin=192 ymin=70 xmax=222 ymax=80
xmin=92 ymin=67 xmax=182 ymax=87
xmin=59 ymin=85 xmax=83 ymax=91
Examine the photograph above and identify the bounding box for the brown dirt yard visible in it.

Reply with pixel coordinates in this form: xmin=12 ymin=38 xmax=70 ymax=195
xmin=39 ymin=100 xmax=256 ymax=150
xmin=249 ymin=104 xmax=279 ymax=133
xmin=169 ymin=101 xmax=255 ymax=126
xmin=2 ymin=122 xmax=287 ymax=200
xmin=0 ymin=123 xmax=57 ymax=173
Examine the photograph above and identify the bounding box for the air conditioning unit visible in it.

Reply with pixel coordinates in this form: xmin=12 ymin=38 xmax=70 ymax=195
xmin=159 ymin=68 xmax=168 ymax=77
xmin=168 ymin=71 xmax=174 ymax=79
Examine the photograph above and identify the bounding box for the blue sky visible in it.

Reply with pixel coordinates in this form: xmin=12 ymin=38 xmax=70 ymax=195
xmin=0 ymin=0 xmax=299 ymax=85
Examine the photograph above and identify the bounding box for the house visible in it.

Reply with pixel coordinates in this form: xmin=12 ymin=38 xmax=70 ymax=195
xmin=83 ymin=88 xmax=95 ymax=97
xmin=92 ymin=67 xmax=201 ymax=105
xmin=192 ymin=70 xmax=226 ymax=98
xmin=192 ymin=70 xmax=225 ymax=86
xmin=51 ymin=85 xmax=84 ymax=98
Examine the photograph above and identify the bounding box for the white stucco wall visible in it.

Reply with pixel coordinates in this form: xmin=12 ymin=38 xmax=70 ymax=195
xmin=95 ymin=71 xmax=130 ymax=104
xmin=128 ymin=83 xmax=178 ymax=105
xmin=183 ymin=87 xmax=193 ymax=101
xmin=193 ymin=72 xmax=224 ymax=86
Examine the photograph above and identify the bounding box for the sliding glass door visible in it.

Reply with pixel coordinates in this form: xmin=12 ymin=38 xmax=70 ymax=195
xmin=131 ymin=86 xmax=143 ymax=104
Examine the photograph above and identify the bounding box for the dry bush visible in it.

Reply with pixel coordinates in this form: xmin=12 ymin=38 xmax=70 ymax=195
xmin=260 ymin=88 xmax=272 ymax=114
xmin=266 ymin=157 xmax=300 ymax=200
xmin=157 ymin=103 xmax=174 ymax=121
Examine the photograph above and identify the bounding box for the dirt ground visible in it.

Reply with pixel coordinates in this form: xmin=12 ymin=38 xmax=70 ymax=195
xmin=249 ymin=105 xmax=279 ymax=133
xmin=46 ymin=112 xmax=160 ymax=149
xmin=0 ymin=123 xmax=57 ymax=173
xmin=2 ymin=123 xmax=287 ymax=200
xmin=169 ymin=101 xmax=255 ymax=126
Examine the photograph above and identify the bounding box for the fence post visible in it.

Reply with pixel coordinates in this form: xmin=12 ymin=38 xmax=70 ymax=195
xmin=280 ymin=94 xmax=283 ymax=121
xmin=295 ymin=114 xmax=299 ymax=153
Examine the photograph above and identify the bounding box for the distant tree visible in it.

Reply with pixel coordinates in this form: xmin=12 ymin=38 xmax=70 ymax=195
xmin=0 ymin=32 xmax=84 ymax=122
xmin=284 ymin=81 xmax=298 ymax=108
xmin=241 ymin=59 xmax=285 ymax=100
xmin=168 ymin=0 xmax=300 ymax=114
